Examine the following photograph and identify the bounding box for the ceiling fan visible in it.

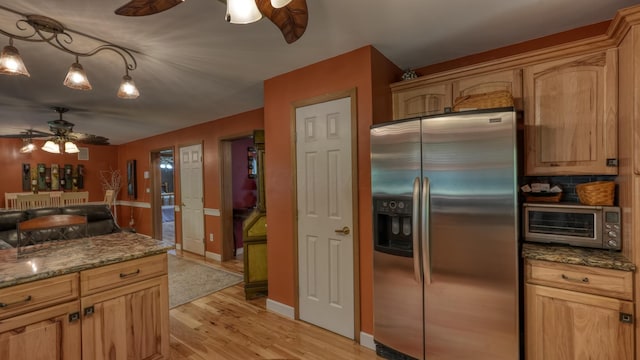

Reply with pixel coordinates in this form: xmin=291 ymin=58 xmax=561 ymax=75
xmin=0 ymin=107 xmax=110 ymax=147
xmin=113 ymin=0 xmax=308 ymax=44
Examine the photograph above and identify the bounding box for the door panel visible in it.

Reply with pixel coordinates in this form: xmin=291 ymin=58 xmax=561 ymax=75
xmin=180 ymin=144 xmax=204 ymax=255
xmin=296 ymin=97 xmax=354 ymax=339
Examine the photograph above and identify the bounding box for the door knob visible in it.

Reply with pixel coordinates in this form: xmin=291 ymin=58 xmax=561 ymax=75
xmin=334 ymin=226 xmax=350 ymax=235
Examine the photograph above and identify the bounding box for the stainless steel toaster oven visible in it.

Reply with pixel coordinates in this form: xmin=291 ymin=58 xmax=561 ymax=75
xmin=523 ymin=203 xmax=621 ymax=250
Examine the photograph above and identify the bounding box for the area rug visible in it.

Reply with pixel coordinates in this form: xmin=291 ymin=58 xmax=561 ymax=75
xmin=168 ymin=254 xmax=243 ymax=308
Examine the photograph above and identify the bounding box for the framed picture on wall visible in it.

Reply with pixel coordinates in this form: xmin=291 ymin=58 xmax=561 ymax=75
xmin=127 ymin=159 xmax=137 ymax=199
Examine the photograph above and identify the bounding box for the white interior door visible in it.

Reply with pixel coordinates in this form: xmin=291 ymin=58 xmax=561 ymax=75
xmin=296 ymin=96 xmax=354 ymax=339
xmin=180 ymin=144 xmax=204 ymax=255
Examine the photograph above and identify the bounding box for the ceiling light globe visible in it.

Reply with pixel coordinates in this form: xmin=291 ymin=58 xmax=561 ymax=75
xmin=41 ymin=140 xmax=61 ymax=154
xmin=270 ymin=0 xmax=292 ymax=8
xmin=64 ymin=141 xmax=79 ymax=154
xmin=0 ymin=45 xmax=30 ymax=77
xmin=63 ymin=62 xmax=92 ymax=90
xmin=118 ymin=74 xmax=140 ymax=99
xmin=226 ymin=0 xmax=263 ymax=24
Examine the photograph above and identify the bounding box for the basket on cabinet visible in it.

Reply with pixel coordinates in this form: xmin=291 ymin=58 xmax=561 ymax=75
xmin=576 ymin=181 xmax=615 ymax=206
xmin=452 ymin=90 xmax=514 ymax=111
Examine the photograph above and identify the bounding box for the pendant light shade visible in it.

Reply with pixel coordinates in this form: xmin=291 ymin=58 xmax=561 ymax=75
xmin=0 ymin=43 xmax=30 ymax=76
xmin=117 ymin=74 xmax=140 ymax=99
xmin=41 ymin=140 xmax=61 ymax=154
xmin=226 ymin=0 xmax=262 ymax=24
xmin=270 ymin=0 xmax=292 ymax=8
xmin=63 ymin=60 xmax=92 ymax=90
xmin=64 ymin=141 xmax=79 ymax=153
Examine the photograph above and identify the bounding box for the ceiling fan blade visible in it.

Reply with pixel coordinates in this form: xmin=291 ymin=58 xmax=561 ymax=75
xmin=115 ymin=0 xmax=184 ymax=16
xmin=256 ymin=0 xmax=308 ymax=44
xmin=72 ymin=133 xmax=110 ymax=146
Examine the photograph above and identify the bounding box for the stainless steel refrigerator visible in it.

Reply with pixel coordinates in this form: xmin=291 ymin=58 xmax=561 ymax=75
xmin=371 ymin=108 xmax=520 ymax=360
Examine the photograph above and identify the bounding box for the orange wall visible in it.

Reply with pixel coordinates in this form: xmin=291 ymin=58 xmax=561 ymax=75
xmin=263 ymin=45 xmax=401 ymax=334
xmin=115 ymin=109 xmax=264 ymax=254
xmin=0 ymin=139 xmax=118 ymax=205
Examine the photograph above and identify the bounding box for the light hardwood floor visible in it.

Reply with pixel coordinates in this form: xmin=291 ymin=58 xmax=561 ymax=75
xmin=169 ymin=250 xmax=380 ymax=359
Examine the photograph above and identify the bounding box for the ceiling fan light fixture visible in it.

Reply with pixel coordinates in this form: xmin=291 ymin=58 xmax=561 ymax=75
xmin=270 ymin=0 xmax=292 ymax=8
xmin=0 ymin=41 xmax=30 ymax=77
xmin=41 ymin=140 xmax=61 ymax=154
xmin=19 ymin=139 xmax=36 ymax=153
xmin=64 ymin=141 xmax=79 ymax=154
xmin=226 ymin=0 xmax=263 ymax=24
xmin=117 ymin=74 xmax=140 ymax=99
xmin=63 ymin=59 xmax=92 ymax=90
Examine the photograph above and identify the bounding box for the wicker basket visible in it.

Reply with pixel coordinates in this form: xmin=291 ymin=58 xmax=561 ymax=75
xmin=452 ymin=90 xmax=514 ymax=111
xmin=576 ymin=181 xmax=615 ymax=206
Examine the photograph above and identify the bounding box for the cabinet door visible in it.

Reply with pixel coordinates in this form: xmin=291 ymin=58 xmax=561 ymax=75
xmin=452 ymin=69 xmax=523 ymax=109
xmin=393 ymin=81 xmax=452 ymax=119
xmin=524 ymin=49 xmax=618 ymax=175
xmin=81 ymin=276 xmax=170 ymax=360
xmin=526 ymin=284 xmax=633 ymax=360
xmin=0 ymin=301 xmax=81 ymax=360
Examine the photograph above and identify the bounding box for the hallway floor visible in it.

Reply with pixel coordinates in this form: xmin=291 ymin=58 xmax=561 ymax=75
xmin=168 ymin=251 xmax=379 ymax=359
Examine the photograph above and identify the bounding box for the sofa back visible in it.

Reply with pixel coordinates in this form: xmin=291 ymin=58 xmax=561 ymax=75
xmin=0 ymin=204 xmax=120 ymax=248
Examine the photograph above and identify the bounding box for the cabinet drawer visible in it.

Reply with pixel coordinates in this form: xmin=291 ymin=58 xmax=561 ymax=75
xmin=525 ymin=259 xmax=633 ymax=300
xmin=0 ymin=273 xmax=79 ymax=320
xmin=80 ymin=254 xmax=167 ymax=296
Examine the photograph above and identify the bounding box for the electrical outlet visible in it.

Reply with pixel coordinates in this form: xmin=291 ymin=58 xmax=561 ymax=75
xmin=209 ymin=233 xmax=214 ymax=242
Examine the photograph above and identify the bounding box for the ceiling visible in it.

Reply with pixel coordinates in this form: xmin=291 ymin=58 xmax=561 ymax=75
xmin=0 ymin=0 xmax=636 ymax=145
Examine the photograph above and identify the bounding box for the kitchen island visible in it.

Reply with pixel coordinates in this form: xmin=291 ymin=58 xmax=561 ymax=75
xmin=0 ymin=232 xmax=174 ymax=360
xmin=522 ymin=242 xmax=635 ymax=359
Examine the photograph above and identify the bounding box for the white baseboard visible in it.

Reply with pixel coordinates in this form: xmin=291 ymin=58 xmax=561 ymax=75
xmin=359 ymin=331 xmax=375 ymax=350
xmin=266 ymin=299 xmax=294 ymax=319
xmin=206 ymin=251 xmax=222 ymax=262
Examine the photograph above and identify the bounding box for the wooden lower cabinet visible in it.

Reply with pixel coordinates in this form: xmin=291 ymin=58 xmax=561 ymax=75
xmin=0 ymin=301 xmax=82 ymax=360
xmin=0 ymin=254 xmax=169 ymax=360
xmin=525 ymin=260 xmax=634 ymax=360
xmin=81 ymin=276 xmax=170 ymax=360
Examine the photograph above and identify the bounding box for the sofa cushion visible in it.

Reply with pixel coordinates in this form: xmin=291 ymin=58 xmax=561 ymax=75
xmin=0 ymin=211 xmax=27 ymax=231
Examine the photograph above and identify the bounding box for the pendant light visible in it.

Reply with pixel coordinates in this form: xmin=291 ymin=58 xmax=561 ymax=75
xmin=226 ymin=0 xmax=262 ymax=24
xmin=63 ymin=56 xmax=92 ymax=90
xmin=0 ymin=38 xmax=30 ymax=76
xmin=117 ymin=70 xmax=140 ymax=99
xmin=270 ymin=0 xmax=292 ymax=8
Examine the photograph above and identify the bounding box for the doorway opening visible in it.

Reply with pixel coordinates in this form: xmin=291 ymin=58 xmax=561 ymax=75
xmin=151 ymin=148 xmax=175 ymax=245
xmin=221 ymin=135 xmax=257 ymax=269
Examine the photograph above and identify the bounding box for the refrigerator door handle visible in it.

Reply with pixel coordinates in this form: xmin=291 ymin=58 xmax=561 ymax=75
xmin=412 ymin=177 xmax=422 ymax=283
xmin=422 ymin=176 xmax=431 ymax=285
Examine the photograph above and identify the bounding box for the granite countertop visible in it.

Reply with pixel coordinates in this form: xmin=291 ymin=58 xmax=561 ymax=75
xmin=0 ymin=232 xmax=175 ymax=289
xmin=522 ymin=242 xmax=636 ymax=272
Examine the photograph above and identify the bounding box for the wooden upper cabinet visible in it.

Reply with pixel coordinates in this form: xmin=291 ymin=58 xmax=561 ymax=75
xmin=452 ymin=69 xmax=523 ymax=110
xmin=392 ymin=81 xmax=452 ymax=120
xmin=392 ymin=68 xmax=523 ymax=120
xmin=524 ymin=49 xmax=618 ymax=175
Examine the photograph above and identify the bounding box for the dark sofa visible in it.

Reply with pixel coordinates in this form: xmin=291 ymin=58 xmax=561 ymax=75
xmin=0 ymin=204 xmax=121 ymax=248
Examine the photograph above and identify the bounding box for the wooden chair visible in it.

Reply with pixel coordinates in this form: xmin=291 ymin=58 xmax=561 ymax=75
xmin=60 ymin=191 xmax=89 ymax=206
xmin=15 ymin=193 xmax=52 ymax=210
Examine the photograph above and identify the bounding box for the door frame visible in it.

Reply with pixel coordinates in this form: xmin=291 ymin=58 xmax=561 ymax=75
xmin=291 ymin=88 xmax=360 ymax=341
xmin=220 ymin=133 xmax=255 ymax=262
xmin=150 ymin=147 xmax=175 ymax=242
